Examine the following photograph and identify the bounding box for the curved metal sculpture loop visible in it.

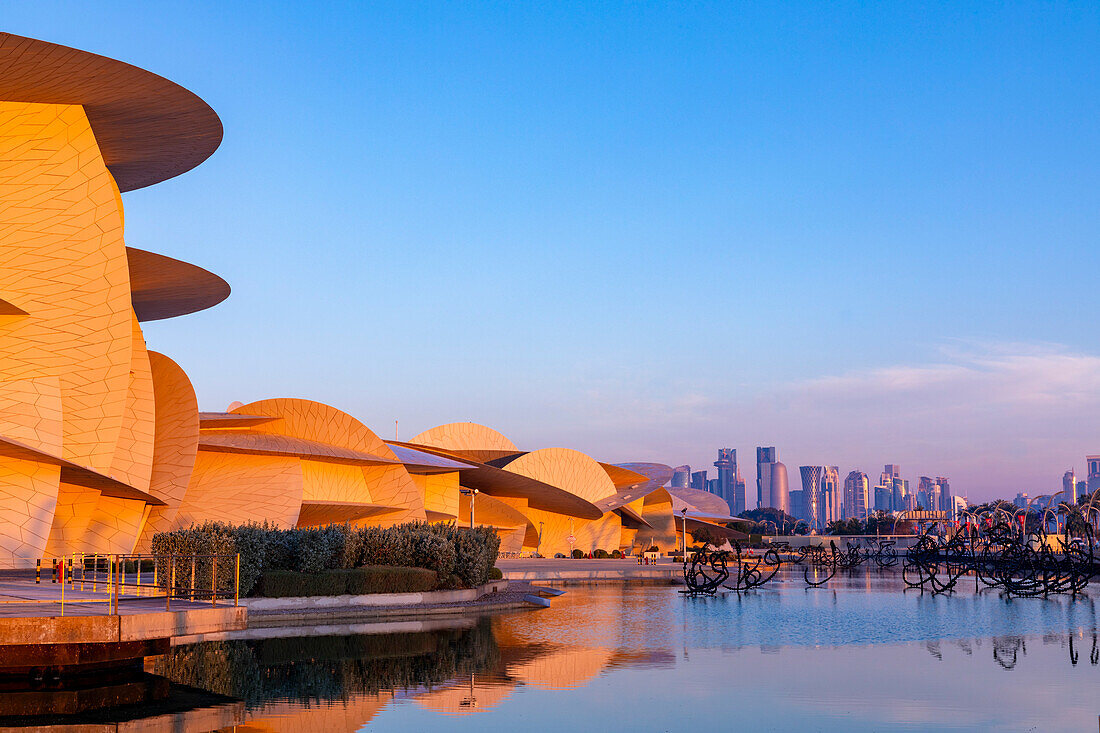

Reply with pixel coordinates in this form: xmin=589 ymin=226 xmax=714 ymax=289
xmin=902 ymin=522 xmax=1097 ymax=597
xmin=680 ymin=542 xmax=784 ymax=596
xmin=863 ymin=538 xmax=899 ymax=568
xmin=679 ymin=545 xmax=730 ymax=596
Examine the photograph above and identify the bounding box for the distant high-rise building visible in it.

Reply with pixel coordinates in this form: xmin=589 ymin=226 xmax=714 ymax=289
xmin=936 ymin=477 xmax=952 ymax=515
xmin=822 ymin=466 xmax=840 ymax=525
xmin=789 ymin=489 xmax=805 ymax=523
xmin=713 ymin=448 xmax=747 ymax=515
xmin=881 ymin=465 xmax=909 ymax=513
xmin=1088 ymin=456 xmax=1100 ymax=494
xmin=671 ymin=465 xmax=691 ymax=489
xmin=917 ymin=476 xmax=940 ymax=512
xmin=706 ymin=478 xmax=720 ymax=496
xmin=1064 ymin=469 xmax=1078 ymax=503
xmin=874 ymin=485 xmax=892 ymax=513
xmin=799 ymin=466 xmax=826 ymax=530
xmin=843 ymin=471 xmax=869 ymax=519
xmin=1014 ymin=492 xmax=1029 ymax=510
xmin=690 ymin=470 xmax=708 ymax=491
xmin=756 ymin=447 xmax=789 ymax=513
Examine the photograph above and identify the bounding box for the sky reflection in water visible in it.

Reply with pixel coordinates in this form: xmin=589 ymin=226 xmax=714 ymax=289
xmin=191 ymin=571 xmax=1100 ymax=732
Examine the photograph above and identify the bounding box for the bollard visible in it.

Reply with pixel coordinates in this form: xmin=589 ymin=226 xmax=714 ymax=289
xmin=35 ymin=559 xmax=40 ymax=584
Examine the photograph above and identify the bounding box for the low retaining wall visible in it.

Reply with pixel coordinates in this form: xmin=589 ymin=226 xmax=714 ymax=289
xmin=0 ymin=606 xmax=247 ymax=646
xmin=239 ymin=580 xmax=508 ymax=612
xmin=502 ymin=567 xmax=680 ymax=583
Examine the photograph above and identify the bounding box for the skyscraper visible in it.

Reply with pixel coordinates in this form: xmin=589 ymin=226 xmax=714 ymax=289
xmin=843 ymin=471 xmax=869 ymax=520
xmin=936 ymin=477 xmax=952 ymax=514
xmin=874 ymin=484 xmax=892 ymax=513
xmin=671 ymin=465 xmax=691 ymax=489
xmin=1064 ymin=469 xmax=1078 ymax=503
xmin=690 ymin=470 xmax=708 ymax=491
xmin=799 ymin=466 xmax=824 ymax=530
xmin=823 ymin=466 xmax=840 ymax=525
xmin=917 ymin=476 xmax=940 ymax=512
xmin=713 ymin=448 xmax=746 ymax=515
xmin=882 ymin=465 xmax=908 ymax=512
xmin=756 ymin=447 xmax=790 ymax=513
xmin=1088 ymin=456 xmax=1100 ymax=494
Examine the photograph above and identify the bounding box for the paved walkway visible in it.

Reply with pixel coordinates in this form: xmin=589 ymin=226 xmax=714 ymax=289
xmin=0 ymin=579 xmax=232 ymax=618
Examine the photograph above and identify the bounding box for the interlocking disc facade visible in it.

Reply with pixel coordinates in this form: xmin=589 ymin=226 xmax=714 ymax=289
xmin=0 ymin=33 xmax=743 ymax=566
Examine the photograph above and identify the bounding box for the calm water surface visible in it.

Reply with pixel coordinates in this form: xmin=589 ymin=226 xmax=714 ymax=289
xmin=81 ymin=571 xmax=1100 ymax=731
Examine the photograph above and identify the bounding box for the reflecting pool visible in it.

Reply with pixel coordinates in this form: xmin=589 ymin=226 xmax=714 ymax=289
xmin=9 ymin=570 xmax=1100 ymax=731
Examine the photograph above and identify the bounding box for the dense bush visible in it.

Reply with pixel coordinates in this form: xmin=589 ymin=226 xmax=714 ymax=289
xmin=258 ymin=569 xmax=349 ymax=598
xmin=257 ymin=566 xmax=439 ymax=597
xmin=152 ymin=520 xmax=501 ymax=597
xmin=571 ymin=549 xmax=585 ymax=559
xmin=611 ymin=550 xmax=622 ymax=559
xmin=489 ymin=567 xmax=503 ymax=580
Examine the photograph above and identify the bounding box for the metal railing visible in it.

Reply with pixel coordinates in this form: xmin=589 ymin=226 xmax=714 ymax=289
xmin=6 ymin=553 xmax=240 ymax=615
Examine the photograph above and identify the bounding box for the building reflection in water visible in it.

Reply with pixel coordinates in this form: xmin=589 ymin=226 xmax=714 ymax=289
xmin=3 ymin=583 xmax=1098 ymax=731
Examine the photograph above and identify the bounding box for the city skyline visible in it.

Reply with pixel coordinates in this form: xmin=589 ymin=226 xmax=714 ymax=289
xmin=680 ymin=446 xmax=1092 ymax=513
xmin=5 ymin=4 xmax=1098 ymax=503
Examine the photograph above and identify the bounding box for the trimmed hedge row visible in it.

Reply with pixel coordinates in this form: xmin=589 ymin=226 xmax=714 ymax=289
xmin=257 ymin=566 xmax=439 ymax=597
xmin=151 ymin=521 xmax=501 ymax=597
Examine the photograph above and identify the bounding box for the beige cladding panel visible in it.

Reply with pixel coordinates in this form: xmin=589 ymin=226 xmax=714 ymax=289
xmin=413 ymin=472 xmax=460 ymax=519
xmin=522 ymin=507 xmax=621 ymax=556
xmin=134 ymin=351 xmax=199 ymax=552
xmin=177 ymin=452 xmax=302 ymax=529
xmin=106 ymin=313 xmax=156 ymax=493
xmin=0 ymin=377 xmax=62 ymax=565
xmin=301 ymin=460 xmax=371 ymax=504
xmin=635 ymin=489 xmax=678 ymax=552
xmin=502 ymin=448 xmax=617 ymax=506
xmin=236 ymin=398 xmax=398 ymax=459
xmin=0 ymin=377 xmax=62 ymax=454
xmin=45 ymin=482 xmax=101 ymax=556
xmin=0 ymin=102 xmax=132 ymax=475
xmin=0 ymin=459 xmax=60 ymax=566
xmin=410 ymin=422 xmax=518 ymax=453
xmin=80 ymin=495 xmax=150 ymax=554
xmin=357 ymin=465 xmax=425 ymax=525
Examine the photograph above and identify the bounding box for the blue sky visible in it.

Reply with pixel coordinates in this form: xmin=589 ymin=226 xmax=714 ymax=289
xmin=8 ymin=2 xmax=1099 ymax=501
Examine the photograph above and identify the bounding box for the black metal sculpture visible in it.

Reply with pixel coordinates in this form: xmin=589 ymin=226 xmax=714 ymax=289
xmin=902 ymin=522 xmax=1097 ymax=597
xmin=680 ymin=542 xmax=783 ymax=595
xmin=680 ymin=545 xmax=730 ymax=596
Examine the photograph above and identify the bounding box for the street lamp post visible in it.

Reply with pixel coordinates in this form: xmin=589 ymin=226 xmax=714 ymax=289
xmin=459 ymin=488 xmax=479 ymax=529
xmin=680 ymin=508 xmax=689 ymax=558
xmin=537 ymin=521 xmax=544 ymax=558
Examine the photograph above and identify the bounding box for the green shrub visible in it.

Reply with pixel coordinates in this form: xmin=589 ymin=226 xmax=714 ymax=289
xmin=152 ymin=520 xmax=501 ymax=596
xmin=593 ymin=549 xmax=610 ymax=559
xmin=572 ymin=549 xmax=585 ymax=559
xmin=489 ymin=567 xmax=503 ymax=580
xmin=344 ymin=566 xmax=438 ymax=595
xmin=611 ymin=550 xmax=622 ymax=559
xmin=258 ymin=569 xmax=348 ymax=598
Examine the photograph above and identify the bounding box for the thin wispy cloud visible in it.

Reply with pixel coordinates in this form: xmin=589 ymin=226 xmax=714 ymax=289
xmin=545 ymin=342 xmax=1100 ymax=502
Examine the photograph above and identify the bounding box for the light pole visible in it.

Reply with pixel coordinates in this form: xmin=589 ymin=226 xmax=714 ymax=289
xmin=537 ymin=521 xmax=544 ymax=558
xmin=680 ymin=508 xmax=689 ymax=558
xmin=460 ymin=488 xmax=478 ymax=529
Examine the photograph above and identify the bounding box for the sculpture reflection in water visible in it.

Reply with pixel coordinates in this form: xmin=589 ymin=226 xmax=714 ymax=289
xmin=903 ymin=522 xmax=1097 ymax=597
xmin=924 ymin=632 xmax=1100 ymax=672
